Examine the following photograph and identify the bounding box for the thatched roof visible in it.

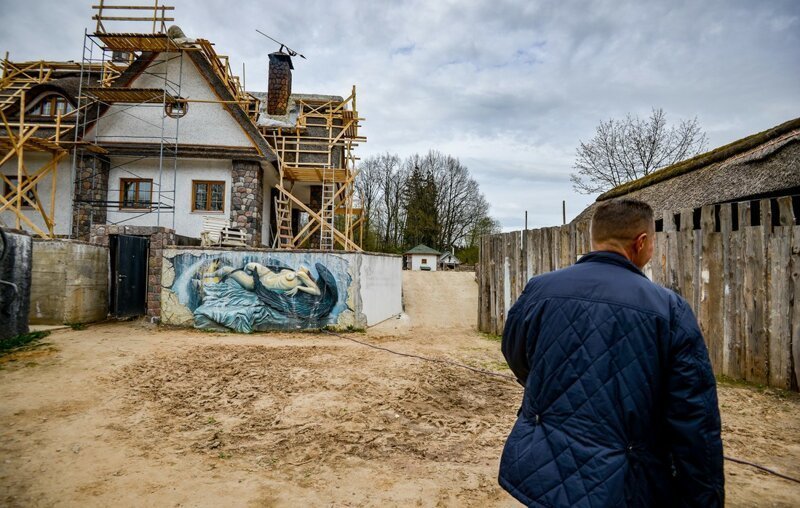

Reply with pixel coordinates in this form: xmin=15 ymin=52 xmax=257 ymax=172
xmin=573 ymin=117 xmax=800 ymax=223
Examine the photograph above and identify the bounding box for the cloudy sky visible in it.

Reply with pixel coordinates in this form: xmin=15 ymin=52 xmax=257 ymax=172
xmin=1 ymin=0 xmax=798 ymax=229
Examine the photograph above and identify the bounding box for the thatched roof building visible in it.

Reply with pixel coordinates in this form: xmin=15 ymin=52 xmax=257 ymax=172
xmin=573 ymin=117 xmax=800 ymax=223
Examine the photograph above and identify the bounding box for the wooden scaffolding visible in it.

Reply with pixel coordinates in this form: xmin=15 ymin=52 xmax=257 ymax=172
xmin=0 ymin=59 xmax=85 ymax=237
xmin=71 ymin=1 xmax=262 ymax=232
xmin=263 ymin=86 xmax=366 ymax=251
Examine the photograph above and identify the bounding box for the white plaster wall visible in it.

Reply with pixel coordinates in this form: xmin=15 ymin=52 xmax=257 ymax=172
xmin=0 ymin=154 xmax=73 ymax=236
xmin=260 ymin=160 xmax=278 ymax=247
xmin=359 ymin=253 xmax=403 ymax=326
xmin=90 ymin=53 xmax=254 ymax=148
xmin=410 ymin=254 xmax=437 ymax=271
xmin=105 ymin=157 xmax=232 ymax=238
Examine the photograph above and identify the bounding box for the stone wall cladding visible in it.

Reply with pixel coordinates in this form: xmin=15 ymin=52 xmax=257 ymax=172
xmin=90 ymin=224 xmax=175 ymax=320
xmin=230 ymin=160 xmax=263 ymax=246
xmin=72 ymin=154 xmax=110 ymax=241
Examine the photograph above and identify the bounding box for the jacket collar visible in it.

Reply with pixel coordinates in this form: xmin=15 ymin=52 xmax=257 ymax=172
xmin=576 ymin=251 xmax=647 ymax=278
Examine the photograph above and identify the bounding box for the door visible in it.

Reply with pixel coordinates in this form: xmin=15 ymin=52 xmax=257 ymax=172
xmin=110 ymin=234 xmax=148 ymax=317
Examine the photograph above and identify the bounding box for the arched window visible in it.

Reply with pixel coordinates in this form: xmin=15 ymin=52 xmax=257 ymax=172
xmin=28 ymin=94 xmax=74 ymax=117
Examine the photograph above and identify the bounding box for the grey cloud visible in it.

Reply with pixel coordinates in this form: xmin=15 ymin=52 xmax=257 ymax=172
xmin=2 ymin=0 xmax=797 ymax=228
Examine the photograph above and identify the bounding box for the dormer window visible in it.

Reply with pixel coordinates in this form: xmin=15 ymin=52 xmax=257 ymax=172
xmin=29 ymin=95 xmax=74 ymax=117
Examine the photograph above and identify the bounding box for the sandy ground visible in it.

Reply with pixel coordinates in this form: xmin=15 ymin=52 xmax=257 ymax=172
xmin=1 ymin=271 xmax=799 ymax=507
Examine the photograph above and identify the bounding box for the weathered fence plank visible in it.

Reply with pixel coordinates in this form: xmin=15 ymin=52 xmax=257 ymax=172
xmin=791 ymin=226 xmax=800 ymax=390
xmin=768 ymin=226 xmax=792 ymax=389
xmin=743 ymin=224 xmax=769 ymax=384
xmin=699 ymin=206 xmax=724 ymax=373
xmin=721 ymin=204 xmax=744 ymax=379
xmin=679 ymin=209 xmax=695 ymax=308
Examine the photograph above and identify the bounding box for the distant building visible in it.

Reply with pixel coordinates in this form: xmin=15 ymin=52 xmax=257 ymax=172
xmin=438 ymin=250 xmax=461 ymax=270
xmin=404 ymin=244 xmax=441 ymax=271
xmin=573 ymin=117 xmax=800 ymax=224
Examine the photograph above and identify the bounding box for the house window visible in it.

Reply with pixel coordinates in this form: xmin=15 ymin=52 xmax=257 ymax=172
xmin=192 ymin=180 xmax=225 ymax=212
xmin=3 ymin=176 xmax=36 ymax=208
xmin=29 ymin=95 xmax=74 ymax=117
xmin=120 ymin=178 xmax=152 ymax=209
xmin=165 ymin=100 xmax=188 ymax=119
xmin=421 ymin=258 xmax=427 ymax=264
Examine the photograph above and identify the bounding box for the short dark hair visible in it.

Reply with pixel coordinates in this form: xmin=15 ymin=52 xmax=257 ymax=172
xmin=591 ymin=198 xmax=654 ymax=244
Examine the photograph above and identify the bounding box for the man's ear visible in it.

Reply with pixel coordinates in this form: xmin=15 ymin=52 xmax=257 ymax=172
xmin=634 ymin=232 xmax=647 ymax=253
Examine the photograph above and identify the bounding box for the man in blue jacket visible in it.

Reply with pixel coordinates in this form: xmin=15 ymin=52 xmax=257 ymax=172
xmin=499 ymin=199 xmax=724 ymax=507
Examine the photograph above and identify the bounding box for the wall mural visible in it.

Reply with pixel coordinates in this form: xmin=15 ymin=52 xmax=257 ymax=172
xmin=161 ymin=251 xmax=354 ymax=332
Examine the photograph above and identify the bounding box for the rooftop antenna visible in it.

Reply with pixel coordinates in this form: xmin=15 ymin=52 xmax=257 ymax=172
xmin=255 ymin=29 xmax=307 ymax=59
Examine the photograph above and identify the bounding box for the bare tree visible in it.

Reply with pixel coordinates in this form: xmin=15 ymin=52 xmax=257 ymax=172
xmin=354 ymin=156 xmax=382 ymax=250
xmin=356 ymin=150 xmax=496 ymax=253
xmin=570 ymin=108 xmax=708 ymax=194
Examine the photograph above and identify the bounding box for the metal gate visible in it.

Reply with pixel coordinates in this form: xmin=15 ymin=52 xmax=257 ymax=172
xmin=110 ymin=235 xmax=148 ymax=317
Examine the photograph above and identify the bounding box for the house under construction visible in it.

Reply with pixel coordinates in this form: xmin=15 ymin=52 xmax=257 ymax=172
xmin=0 ymin=1 xmax=365 ymax=251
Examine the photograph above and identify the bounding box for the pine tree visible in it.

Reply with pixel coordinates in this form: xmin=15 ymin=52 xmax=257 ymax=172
xmin=403 ymin=166 xmax=439 ymax=248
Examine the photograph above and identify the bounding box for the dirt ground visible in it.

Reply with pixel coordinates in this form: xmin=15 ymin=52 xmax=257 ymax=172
xmin=1 ymin=271 xmax=799 ymax=507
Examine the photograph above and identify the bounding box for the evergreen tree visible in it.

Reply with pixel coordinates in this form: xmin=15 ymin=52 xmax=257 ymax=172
xmin=403 ymin=166 xmax=439 ymax=248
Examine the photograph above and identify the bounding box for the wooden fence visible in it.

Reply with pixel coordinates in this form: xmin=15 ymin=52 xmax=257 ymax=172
xmin=478 ymin=196 xmax=800 ymax=391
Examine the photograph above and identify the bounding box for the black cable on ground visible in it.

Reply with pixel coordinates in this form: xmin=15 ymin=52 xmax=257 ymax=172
xmin=321 ymin=329 xmax=518 ymax=382
xmin=321 ymin=329 xmax=800 ymax=485
xmin=723 ymin=456 xmax=800 ymax=484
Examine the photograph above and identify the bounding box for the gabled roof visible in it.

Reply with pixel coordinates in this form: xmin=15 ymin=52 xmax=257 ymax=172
xmin=404 ymin=244 xmax=441 ymax=255
xmin=185 ymin=50 xmax=274 ymax=161
xmin=439 ymin=253 xmax=461 ymax=263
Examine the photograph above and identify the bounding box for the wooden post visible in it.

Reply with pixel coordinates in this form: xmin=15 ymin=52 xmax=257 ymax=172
xmin=791 ymin=226 xmax=800 ymax=390
xmin=699 ymin=205 xmax=724 ymax=374
xmin=768 ymin=198 xmax=793 ymax=388
xmin=743 ymin=214 xmax=769 ymax=384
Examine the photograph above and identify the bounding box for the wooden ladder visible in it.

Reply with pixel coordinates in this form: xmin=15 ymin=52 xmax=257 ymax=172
xmin=274 ymin=195 xmax=294 ymax=248
xmin=320 ymin=166 xmax=335 ymax=250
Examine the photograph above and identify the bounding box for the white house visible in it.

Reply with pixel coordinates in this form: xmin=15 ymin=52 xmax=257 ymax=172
xmin=404 ymin=244 xmax=441 ymax=271
xmin=438 ymin=250 xmax=462 ymax=270
xmin=1 ymin=21 xmax=364 ymax=251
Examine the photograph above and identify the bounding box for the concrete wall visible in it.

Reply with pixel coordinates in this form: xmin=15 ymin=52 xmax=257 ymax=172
xmin=0 ymin=228 xmax=32 ymax=340
xmin=29 ymin=240 xmax=108 ymax=325
xmin=0 ymin=154 xmax=73 ymax=237
xmin=160 ymin=247 xmax=402 ymax=332
xmin=409 ymin=253 xmax=437 ymax=271
xmin=91 ymin=53 xmax=254 ymax=148
xmin=359 ymin=253 xmax=403 ymax=326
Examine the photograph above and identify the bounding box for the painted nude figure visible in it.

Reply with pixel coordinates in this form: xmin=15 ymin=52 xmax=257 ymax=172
xmin=212 ymin=262 xmax=321 ymax=297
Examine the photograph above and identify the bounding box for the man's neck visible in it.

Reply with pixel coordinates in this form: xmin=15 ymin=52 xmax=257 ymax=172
xmin=591 ymin=242 xmax=633 ymax=264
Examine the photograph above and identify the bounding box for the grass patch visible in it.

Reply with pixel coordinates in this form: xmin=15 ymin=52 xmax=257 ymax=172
xmin=481 ymin=332 xmax=502 ymax=342
xmin=0 ymin=330 xmax=50 ymax=355
xmin=68 ymin=323 xmax=87 ymax=331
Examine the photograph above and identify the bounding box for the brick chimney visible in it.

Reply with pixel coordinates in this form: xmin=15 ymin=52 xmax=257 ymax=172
xmin=267 ymin=52 xmax=293 ymax=115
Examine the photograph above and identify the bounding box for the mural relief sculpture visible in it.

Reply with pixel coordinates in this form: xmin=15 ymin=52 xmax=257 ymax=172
xmin=162 ymin=252 xmax=353 ymax=333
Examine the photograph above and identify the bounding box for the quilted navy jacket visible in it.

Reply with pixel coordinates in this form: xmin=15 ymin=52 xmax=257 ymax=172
xmin=499 ymin=251 xmax=724 ymax=507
